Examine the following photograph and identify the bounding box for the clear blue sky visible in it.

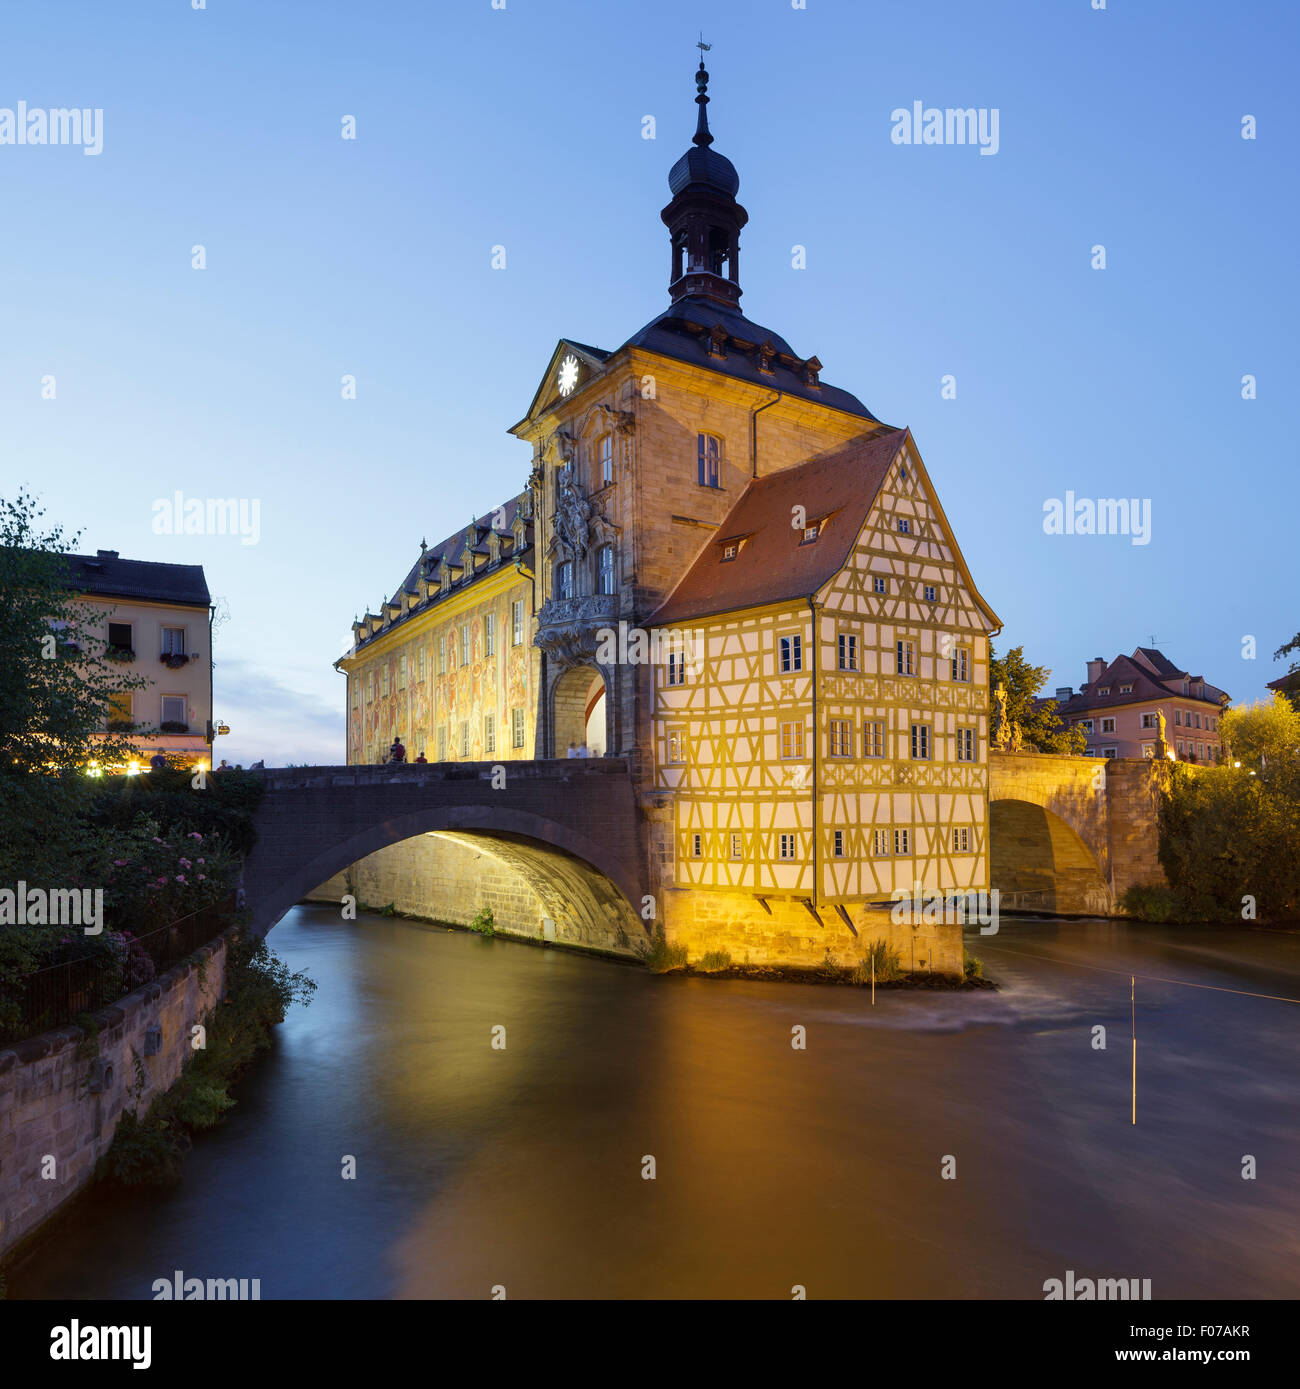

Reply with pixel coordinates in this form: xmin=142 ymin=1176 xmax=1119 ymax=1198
xmin=2 ymin=0 xmax=1295 ymax=764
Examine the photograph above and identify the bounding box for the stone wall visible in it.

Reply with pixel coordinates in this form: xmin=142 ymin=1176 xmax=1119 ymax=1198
xmin=663 ymin=886 xmax=964 ymax=978
xmin=1106 ymin=758 xmax=1171 ymax=901
xmin=0 ymin=931 xmax=231 ymax=1263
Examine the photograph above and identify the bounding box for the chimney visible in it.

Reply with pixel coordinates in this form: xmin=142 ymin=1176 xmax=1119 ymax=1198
xmin=1086 ymin=656 xmax=1105 ymax=685
xmin=97 ymin=549 xmax=119 ymax=559
xmin=1055 ymin=686 xmax=1073 ymax=701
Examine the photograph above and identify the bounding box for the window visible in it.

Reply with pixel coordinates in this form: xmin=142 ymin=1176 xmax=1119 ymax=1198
xmin=956 ymin=727 xmax=975 ymax=761
xmin=398 ymin=655 xmax=407 ymax=689
xmin=161 ymin=626 xmax=185 ymax=655
xmin=730 ymin=833 xmax=743 ymax=859
xmin=896 ymin=640 xmax=915 ymax=676
xmin=864 ymin=720 xmax=884 ymax=758
xmin=1177 ymin=740 xmax=1185 ymax=756
xmin=838 ymin=633 xmax=858 ymax=671
xmin=779 ymin=634 xmax=803 ymax=673
xmin=1141 ymin=743 xmax=1154 ymax=759
xmin=1194 ymin=712 xmax=1201 ymax=729
xmin=1174 ymin=710 xmax=1183 ymax=727
xmin=780 ymin=721 xmax=805 ymax=759
xmin=1077 ymin=718 xmax=1094 ymax=733
xmin=597 ymin=433 xmax=613 ymax=486
xmin=1101 ymin=747 xmax=1118 ymax=759
xmin=1120 ymin=683 xmax=1133 ymax=694
xmin=911 ymin=723 xmax=930 ymax=760
xmin=557 ymin=560 xmax=574 ymax=601
xmin=460 ymin=721 xmax=470 ymax=757
xmin=897 ymin=518 xmax=911 ymax=535
xmin=829 ymin=719 xmax=854 ymax=757
xmin=801 ymin=524 xmax=820 ymax=543
xmin=953 ymin=827 xmax=971 ymax=853
xmin=1101 ymin=717 xmax=1116 ymax=733
xmin=366 ymin=673 xmax=374 ymax=702
xmin=351 ymin=677 xmax=359 ymax=709
xmin=512 ymin=708 xmax=525 ymax=749
xmin=1141 ymin=712 xmax=1157 ymax=729
xmin=438 ymin=635 xmax=447 ymax=674
xmin=107 ymin=621 xmax=132 ymax=653
xmin=873 ymin=576 xmax=887 ymax=595
xmin=597 ymin=544 xmax=615 ymax=595
xmin=833 ymin=829 xmax=845 ymax=858
xmin=924 ymin=584 xmax=937 ymax=602
xmin=512 ymin=600 xmax=524 ymax=646
xmin=417 ymin=647 xmax=426 ymax=681
xmin=721 ymin=543 xmax=738 ymax=561
xmin=460 ymin=624 xmax=470 ymax=665
xmin=951 ymin=646 xmax=970 ymax=682
xmin=161 ymin=695 xmax=186 ymax=727
xmin=1197 ymin=742 xmax=1205 ymax=760
xmin=779 ymin=833 xmax=796 ymax=861
xmin=894 ymin=828 xmax=911 ymax=855
xmin=102 ymin=691 xmax=126 ymax=731
xmin=697 ymin=432 xmax=721 ymax=488
xmin=899 ymin=463 xmax=908 ymax=480
xmin=872 ymin=829 xmax=890 ymax=856
xmin=484 ymin=713 xmax=496 ymax=756
xmin=692 ymin=833 xmax=703 ymax=858
xmin=437 ymin=727 xmax=448 ymax=761
xmin=667 ymin=731 xmax=686 ymax=765
xmin=381 ymin=666 xmax=390 ymax=697
xmin=667 ymin=651 xmax=686 ymax=686
xmin=485 ymin=613 xmax=496 ymax=658
xmin=1098 ymin=686 xmax=1111 ymax=696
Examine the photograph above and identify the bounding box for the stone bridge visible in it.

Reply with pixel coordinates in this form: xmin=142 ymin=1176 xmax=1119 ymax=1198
xmin=240 ymin=759 xmax=650 ymax=954
xmin=988 ymin=751 xmax=1167 ymax=914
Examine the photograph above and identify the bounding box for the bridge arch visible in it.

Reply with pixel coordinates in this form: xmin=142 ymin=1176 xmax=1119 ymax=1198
xmin=988 ymin=798 xmax=1112 ymax=915
xmin=241 ymin=763 xmax=649 ymax=953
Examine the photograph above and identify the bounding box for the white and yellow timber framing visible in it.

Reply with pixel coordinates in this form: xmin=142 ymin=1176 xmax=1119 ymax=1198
xmin=651 ymin=431 xmax=1001 ymax=906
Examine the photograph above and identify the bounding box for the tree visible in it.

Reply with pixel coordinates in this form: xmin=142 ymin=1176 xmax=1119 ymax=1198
xmin=989 ymin=644 xmax=1088 ymax=754
xmin=1220 ymin=694 xmax=1300 ymax=792
xmin=1272 ymin=632 xmax=1300 ymax=712
xmin=0 ymin=489 xmax=147 ymax=776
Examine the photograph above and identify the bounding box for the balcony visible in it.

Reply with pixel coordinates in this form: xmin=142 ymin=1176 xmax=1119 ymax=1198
xmin=534 ymin=593 xmax=620 ymax=666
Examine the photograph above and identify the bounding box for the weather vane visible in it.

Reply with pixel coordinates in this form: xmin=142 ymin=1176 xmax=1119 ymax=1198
xmin=697 ymin=34 xmax=711 ymax=54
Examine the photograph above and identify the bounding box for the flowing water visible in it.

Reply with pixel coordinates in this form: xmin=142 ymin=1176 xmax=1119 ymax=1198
xmin=10 ymin=906 xmax=1300 ymax=1299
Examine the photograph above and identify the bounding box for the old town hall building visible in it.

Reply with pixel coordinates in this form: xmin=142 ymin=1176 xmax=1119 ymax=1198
xmin=335 ymin=60 xmax=1002 ymax=973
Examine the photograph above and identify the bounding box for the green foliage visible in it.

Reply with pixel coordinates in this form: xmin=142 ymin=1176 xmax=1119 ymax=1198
xmin=1119 ymin=884 xmax=1186 ymax=923
xmin=469 ymin=907 xmax=495 ymax=936
xmin=640 ymin=933 xmax=688 ymax=973
xmin=0 ymin=489 xmax=149 ymax=775
xmin=697 ymin=950 xmax=731 ymax=972
xmin=84 ymin=766 xmax=264 ymax=857
xmin=963 ymin=952 xmax=984 ymax=981
xmin=990 ymin=644 xmax=1088 ymax=754
xmin=1156 ymin=719 xmax=1300 ymax=921
xmin=377 ymin=902 xmax=397 ymax=917
xmin=1273 ymin=632 xmax=1300 ymax=712
xmin=101 ymin=932 xmax=314 ymax=1186
xmin=818 ymin=948 xmax=839 ymax=979
xmin=852 ymin=939 xmax=902 ymax=984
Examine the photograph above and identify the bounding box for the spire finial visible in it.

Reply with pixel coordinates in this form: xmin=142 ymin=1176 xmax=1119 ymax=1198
xmin=693 ymin=36 xmax=713 ymax=148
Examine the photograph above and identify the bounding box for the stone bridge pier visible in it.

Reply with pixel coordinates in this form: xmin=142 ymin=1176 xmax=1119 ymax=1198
xmin=988 ymin=751 xmax=1168 ymax=915
xmin=240 ymin=760 xmax=650 ymax=955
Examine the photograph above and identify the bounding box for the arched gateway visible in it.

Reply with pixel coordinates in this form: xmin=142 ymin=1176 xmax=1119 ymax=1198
xmin=240 ymin=761 xmax=648 ymax=954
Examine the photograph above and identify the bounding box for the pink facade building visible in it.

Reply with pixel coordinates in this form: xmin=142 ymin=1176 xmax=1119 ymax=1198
xmin=1046 ymin=647 xmax=1229 ymax=762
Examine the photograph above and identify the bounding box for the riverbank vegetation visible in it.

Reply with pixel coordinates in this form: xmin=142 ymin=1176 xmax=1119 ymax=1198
xmin=100 ymin=930 xmax=316 ymax=1186
xmin=1130 ymin=695 xmax=1300 ymax=924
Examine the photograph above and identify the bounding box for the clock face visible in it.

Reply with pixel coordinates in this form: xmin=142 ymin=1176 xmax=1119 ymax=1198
xmin=557 ymin=354 xmax=579 ymax=396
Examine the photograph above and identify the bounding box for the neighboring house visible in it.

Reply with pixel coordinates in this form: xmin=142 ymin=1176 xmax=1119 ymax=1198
xmin=1044 ymin=648 xmax=1229 ymax=762
xmin=64 ymin=549 xmax=213 ymax=768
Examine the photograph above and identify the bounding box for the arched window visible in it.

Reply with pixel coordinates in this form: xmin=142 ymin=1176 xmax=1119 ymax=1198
xmin=557 ymin=560 xmax=574 ymax=601
xmin=597 ymin=544 xmax=615 ymax=595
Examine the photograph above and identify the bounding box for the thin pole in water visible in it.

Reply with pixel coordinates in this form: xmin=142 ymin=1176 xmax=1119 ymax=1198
xmin=1131 ymin=975 xmax=1137 ymax=1125
xmin=871 ymin=951 xmax=875 ymax=1006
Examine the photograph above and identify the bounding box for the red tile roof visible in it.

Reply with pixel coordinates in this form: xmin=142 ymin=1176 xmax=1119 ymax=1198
xmin=1041 ymin=649 xmax=1230 ymax=718
xmin=649 ymin=428 xmax=908 ymax=625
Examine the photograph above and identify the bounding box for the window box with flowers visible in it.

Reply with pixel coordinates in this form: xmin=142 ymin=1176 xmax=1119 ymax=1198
xmin=106 ymin=646 xmax=136 ymax=662
xmin=159 ymin=720 xmax=189 ymax=734
xmin=160 ymin=652 xmax=190 ymax=669
xmin=106 ymin=719 xmax=136 ymax=732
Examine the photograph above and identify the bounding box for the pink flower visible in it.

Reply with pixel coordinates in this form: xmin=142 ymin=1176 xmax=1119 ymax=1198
xmin=157 ymin=876 xmax=169 ymax=885
xmin=197 ymin=874 xmax=206 ymax=882
xmin=152 ymin=837 xmax=162 ymax=843
xmin=176 ymin=874 xmax=187 ymax=883
xmin=196 ymin=858 xmax=205 ymax=865
xmin=178 ymin=858 xmax=192 ymax=869
xmin=113 ymin=859 xmax=127 ymax=867
xmin=188 ymin=832 xmax=203 ymax=841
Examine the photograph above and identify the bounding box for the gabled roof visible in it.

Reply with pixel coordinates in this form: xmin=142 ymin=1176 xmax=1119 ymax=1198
xmin=649 ymin=429 xmax=907 ymax=625
xmin=513 ymin=339 xmax=613 ymax=429
xmin=1049 ymin=649 xmax=1230 ymax=717
xmin=61 ymin=552 xmax=210 ymax=608
xmin=385 ymin=495 xmax=532 ymax=610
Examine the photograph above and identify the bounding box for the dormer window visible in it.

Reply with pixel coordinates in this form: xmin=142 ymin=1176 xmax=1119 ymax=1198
xmin=801 ymin=524 xmax=820 ymax=544
xmin=1120 ymin=683 xmax=1133 ymax=693
xmin=722 ymin=543 xmax=738 ymax=562
xmin=1098 ymin=686 xmax=1111 ymax=695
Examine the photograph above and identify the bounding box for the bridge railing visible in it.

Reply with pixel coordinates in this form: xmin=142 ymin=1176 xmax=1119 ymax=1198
xmin=255 ymin=758 xmax=630 ymax=790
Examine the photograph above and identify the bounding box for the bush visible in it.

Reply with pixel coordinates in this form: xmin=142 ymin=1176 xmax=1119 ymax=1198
xmin=851 ymin=938 xmax=902 ymax=985
xmin=640 ymin=933 xmax=688 ymax=973
xmin=469 ymin=907 xmax=495 ymax=936
xmin=1120 ymin=883 xmax=1185 ymax=923
xmin=963 ymin=952 xmax=984 ymax=981
xmin=697 ymin=950 xmax=731 ymax=972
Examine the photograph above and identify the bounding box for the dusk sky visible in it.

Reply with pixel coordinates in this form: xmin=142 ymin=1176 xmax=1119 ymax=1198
xmin=2 ymin=0 xmax=1295 ymax=765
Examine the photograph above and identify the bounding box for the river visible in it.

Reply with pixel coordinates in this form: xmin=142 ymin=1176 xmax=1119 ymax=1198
xmin=9 ymin=906 xmax=1300 ymax=1299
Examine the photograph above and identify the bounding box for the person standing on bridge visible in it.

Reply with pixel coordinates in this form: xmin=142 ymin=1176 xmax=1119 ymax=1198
xmin=389 ymin=736 xmax=406 ymax=764
xmin=414 ymin=750 xmax=427 ymax=763
xmin=566 ymin=741 xmax=579 ymax=758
